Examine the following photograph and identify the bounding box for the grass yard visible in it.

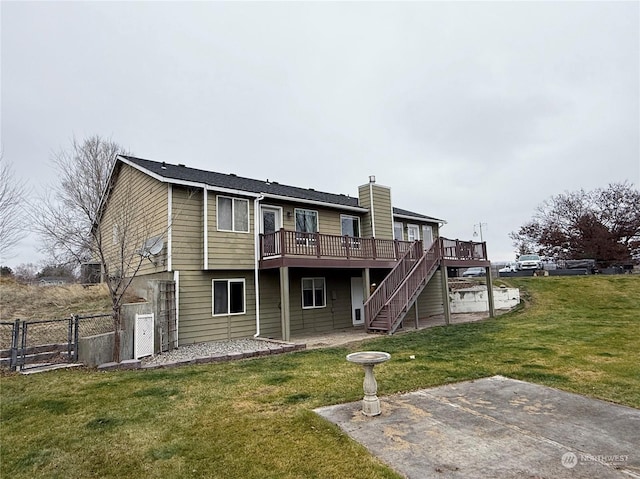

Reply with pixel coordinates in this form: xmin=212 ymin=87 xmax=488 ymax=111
xmin=1 ymin=275 xmax=639 ymax=478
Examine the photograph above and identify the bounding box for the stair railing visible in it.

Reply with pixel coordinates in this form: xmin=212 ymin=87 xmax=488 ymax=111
xmin=364 ymin=240 xmax=423 ymax=329
xmin=384 ymin=244 xmax=441 ymax=333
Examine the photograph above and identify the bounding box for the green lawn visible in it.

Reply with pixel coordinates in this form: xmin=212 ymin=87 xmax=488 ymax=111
xmin=1 ymin=275 xmax=639 ymax=478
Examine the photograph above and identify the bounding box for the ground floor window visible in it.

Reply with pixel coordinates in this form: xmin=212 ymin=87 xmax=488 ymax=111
xmin=302 ymin=277 xmax=325 ymax=309
xmin=212 ymin=279 xmax=245 ymax=316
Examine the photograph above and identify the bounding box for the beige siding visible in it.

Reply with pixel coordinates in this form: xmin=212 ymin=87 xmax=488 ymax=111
xmin=358 ymin=184 xmax=373 ymax=238
xmin=99 ymin=164 xmax=169 ymax=278
xmin=172 ymin=187 xmax=204 ymax=270
xmin=265 ymin=200 xmax=350 ymax=237
xmin=370 ymin=184 xmax=394 ymax=239
xmin=177 ymin=269 xmax=257 ymax=344
xmin=357 ymin=183 xmax=393 ymax=240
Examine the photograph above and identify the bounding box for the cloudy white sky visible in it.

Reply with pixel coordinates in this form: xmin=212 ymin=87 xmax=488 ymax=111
xmin=1 ymin=1 xmax=639 ymax=268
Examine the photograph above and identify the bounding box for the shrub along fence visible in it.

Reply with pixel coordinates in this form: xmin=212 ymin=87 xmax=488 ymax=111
xmin=0 ymin=313 xmax=112 ymax=371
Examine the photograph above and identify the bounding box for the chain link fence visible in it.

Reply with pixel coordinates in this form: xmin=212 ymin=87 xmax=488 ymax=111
xmin=0 ymin=313 xmax=113 ymax=371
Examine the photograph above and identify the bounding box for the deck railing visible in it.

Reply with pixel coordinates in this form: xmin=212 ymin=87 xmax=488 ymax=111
xmin=440 ymin=238 xmax=486 ymax=261
xmin=260 ymin=229 xmax=414 ymax=262
xmin=363 ymin=241 xmax=424 ymax=326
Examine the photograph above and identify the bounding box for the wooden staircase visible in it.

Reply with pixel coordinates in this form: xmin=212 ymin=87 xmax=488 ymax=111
xmin=365 ymin=240 xmax=442 ymax=334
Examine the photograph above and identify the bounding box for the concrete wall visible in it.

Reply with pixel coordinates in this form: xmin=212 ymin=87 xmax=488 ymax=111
xmin=77 ymin=302 xmax=152 ymax=367
xmin=450 ymin=287 xmax=520 ymax=313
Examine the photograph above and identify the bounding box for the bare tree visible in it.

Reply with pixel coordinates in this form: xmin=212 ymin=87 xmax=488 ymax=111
xmin=30 ymin=136 xmax=126 ymax=266
xmin=0 ymin=155 xmax=27 ymax=260
xmin=30 ymin=136 xmax=144 ymax=361
xmin=31 ymin=136 xmax=195 ymax=361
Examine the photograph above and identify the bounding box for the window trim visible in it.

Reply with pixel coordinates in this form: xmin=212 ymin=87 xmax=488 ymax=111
xmin=212 ymin=278 xmax=246 ymax=316
xmin=394 ymin=221 xmax=404 ymax=241
xmin=407 ymin=224 xmax=421 ymax=242
xmin=301 ymin=277 xmax=326 ymax=309
xmin=340 ymin=214 xmax=361 ymax=238
xmin=294 ymin=208 xmax=319 ymax=233
xmin=216 ymin=195 xmax=250 ymax=233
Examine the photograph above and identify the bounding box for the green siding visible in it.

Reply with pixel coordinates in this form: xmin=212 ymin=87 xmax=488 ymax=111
xmin=407 ymin=270 xmax=445 ymax=319
xmin=288 ymin=269 xmax=354 ymax=335
xmin=207 ymin=193 xmax=256 ymax=270
xmin=100 ymin=164 xmax=169 ymax=277
xmin=177 ymin=269 xmax=257 ymax=344
xmin=172 ymin=187 xmax=204 ymax=270
xmin=257 ymin=270 xmax=282 ymax=339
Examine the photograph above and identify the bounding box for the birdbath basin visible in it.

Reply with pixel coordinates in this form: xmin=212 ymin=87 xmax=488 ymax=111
xmin=346 ymin=351 xmax=391 ymax=416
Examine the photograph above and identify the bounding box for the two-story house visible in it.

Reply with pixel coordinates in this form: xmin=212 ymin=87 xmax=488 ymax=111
xmin=97 ymin=155 xmax=491 ymax=347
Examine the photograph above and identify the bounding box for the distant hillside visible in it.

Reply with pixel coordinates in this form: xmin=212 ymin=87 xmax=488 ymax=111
xmin=0 ymin=278 xmax=134 ymax=320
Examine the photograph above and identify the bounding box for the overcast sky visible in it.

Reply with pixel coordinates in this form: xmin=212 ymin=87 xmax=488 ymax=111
xmin=2 ymin=1 xmax=639 ymax=269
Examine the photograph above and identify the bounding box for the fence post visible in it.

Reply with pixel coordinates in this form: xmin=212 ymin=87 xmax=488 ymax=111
xmin=10 ymin=319 xmax=20 ymax=372
xmin=72 ymin=314 xmax=80 ymax=361
xmin=67 ymin=315 xmax=74 ymax=362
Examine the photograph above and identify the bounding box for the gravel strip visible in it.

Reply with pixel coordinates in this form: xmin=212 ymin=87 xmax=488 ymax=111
xmin=141 ymin=338 xmax=290 ymax=366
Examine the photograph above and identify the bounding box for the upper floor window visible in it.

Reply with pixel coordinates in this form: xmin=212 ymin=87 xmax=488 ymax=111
xmin=394 ymin=222 xmax=404 ymax=241
xmin=341 ymin=215 xmax=360 ymax=237
xmin=407 ymin=224 xmax=420 ymax=242
xmin=423 ymin=225 xmax=434 ymax=249
xmin=217 ymin=196 xmax=249 ymax=232
xmin=295 ymin=208 xmax=318 ymax=233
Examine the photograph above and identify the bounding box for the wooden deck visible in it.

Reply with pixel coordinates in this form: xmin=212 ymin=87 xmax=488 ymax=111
xmin=259 ymin=231 xmax=489 ymax=269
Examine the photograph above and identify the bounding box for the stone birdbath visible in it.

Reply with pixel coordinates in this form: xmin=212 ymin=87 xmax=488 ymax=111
xmin=346 ymin=351 xmax=391 ymax=416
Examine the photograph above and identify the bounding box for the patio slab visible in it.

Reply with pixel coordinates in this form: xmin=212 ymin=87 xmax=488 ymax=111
xmin=315 ymin=376 xmax=639 ymax=478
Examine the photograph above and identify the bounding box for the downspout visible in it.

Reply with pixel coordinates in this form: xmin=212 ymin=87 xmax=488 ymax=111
xmin=167 ymin=184 xmax=173 ymax=271
xmin=253 ymin=194 xmax=265 ymax=337
xmin=203 ymin=187 xmax=208 ymax=270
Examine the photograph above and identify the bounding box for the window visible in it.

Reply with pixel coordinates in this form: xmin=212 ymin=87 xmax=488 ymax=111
xmin=422 ymin=225 xmax=434 ymax=249
xmin=394 ymin=222 xmax=404 ymax=241
xmin=212 ymin=279 xmax=245 ymax=315
xmin=217 ymin=196 xmax=249 ymax=232
xmin=407 ymin=224 xmax=420 ymax=242
xmin=295 ymin=209 xmax=318 ymax=233
xmin=302 ymin=277 xmax=325 ymax=309
xmin=295 ymin=208 xmax=318 ymax=245
xmin=341 ymin=215 xmax=360 ymax=237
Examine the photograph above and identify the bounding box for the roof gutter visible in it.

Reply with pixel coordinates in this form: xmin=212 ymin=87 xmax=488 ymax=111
xmin=253 ymin=194 xmax=265 ymax=338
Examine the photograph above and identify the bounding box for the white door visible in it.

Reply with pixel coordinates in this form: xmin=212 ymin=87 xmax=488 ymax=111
xmin=350 ymin=277 xmax=365 ymax=326
xmin=261 ymin=206 xmax=282 ymax=255
xmin=135 ymin=313 xmax=154 ymax=359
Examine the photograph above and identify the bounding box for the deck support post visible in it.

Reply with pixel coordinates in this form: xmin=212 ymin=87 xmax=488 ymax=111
xmin=486 ymin=266 xmax=495 ymax=318
xmin=280 ymin=266 xmax=290 ymax=341
xmin=441 ymin=266 xmax=451 ymax=325
xmin=363 ymin=268 xmax=371 ymax=300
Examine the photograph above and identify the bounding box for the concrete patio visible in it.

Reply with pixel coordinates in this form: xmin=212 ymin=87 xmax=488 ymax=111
xmin=315 ymin=376 xmax=640 ymax=478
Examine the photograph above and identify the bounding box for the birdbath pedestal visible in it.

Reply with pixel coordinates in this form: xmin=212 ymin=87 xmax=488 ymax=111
xmin=346 ymin=351 xmax=391 ymax=416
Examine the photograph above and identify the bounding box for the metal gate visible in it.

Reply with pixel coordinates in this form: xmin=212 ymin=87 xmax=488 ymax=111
xmin=159 ymin=281 xmax=177 ymax=352
xmin=0 ymin=313 xmax=112 ymax=371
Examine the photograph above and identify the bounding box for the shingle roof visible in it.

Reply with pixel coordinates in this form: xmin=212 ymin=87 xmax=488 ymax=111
xmin=118 ymin=155 xmax=444 ymax=222
xmin=120 ymin=155 xmax=360 ymax=208
xmin=392 ymin=207 xmax=445 ymax=224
